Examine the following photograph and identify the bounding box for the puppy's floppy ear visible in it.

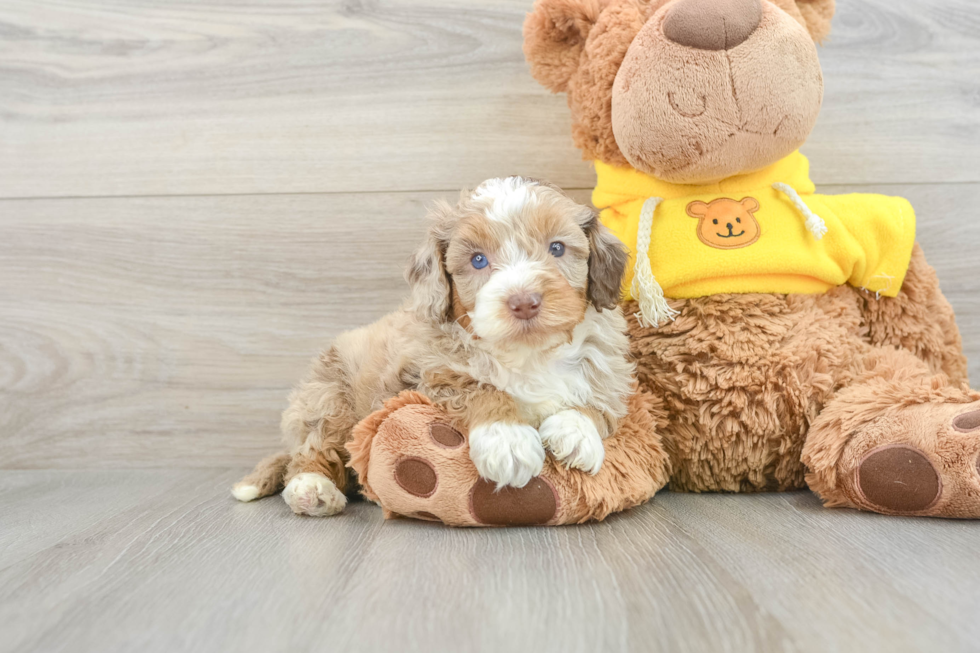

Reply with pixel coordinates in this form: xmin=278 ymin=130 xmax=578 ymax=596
xmin=406 ymin=201 xmax=454 ymax=323
xmin=523 ymin=0 xmax=605 ymax=93
xmin=584 ymin=212 xmax=629 ymax=311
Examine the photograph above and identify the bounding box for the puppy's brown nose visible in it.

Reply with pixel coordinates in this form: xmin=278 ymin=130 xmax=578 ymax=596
xmin=508 ymin=293 xmax=542 ymax=320
xmin=663 ymin=0 xmax=762 ymax=51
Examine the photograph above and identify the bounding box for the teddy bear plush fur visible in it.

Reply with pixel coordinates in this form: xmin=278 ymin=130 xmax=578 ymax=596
xmin=341 ymin=0 xmax=980 ymax=525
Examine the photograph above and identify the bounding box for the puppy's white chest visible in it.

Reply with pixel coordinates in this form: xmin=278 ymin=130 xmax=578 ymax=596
xmin=496 ymin=356 xmax=593 ymax=424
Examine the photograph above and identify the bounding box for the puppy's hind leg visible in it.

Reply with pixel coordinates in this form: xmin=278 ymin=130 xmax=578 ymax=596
xmin=279 ymin=354 xmax=360 ymax=517
xmin=231 ymin=445 xmax=347 ymax=516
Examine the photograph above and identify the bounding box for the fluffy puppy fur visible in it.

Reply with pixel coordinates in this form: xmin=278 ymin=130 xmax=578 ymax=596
xmin=233 ymin=177 xmax=633 ymax=517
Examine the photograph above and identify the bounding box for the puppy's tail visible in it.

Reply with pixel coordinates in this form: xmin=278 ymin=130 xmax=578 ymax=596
xmin=231 ymin=451 xmax=291 ymax=502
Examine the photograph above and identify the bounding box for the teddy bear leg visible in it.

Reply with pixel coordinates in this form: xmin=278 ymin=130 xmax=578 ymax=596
xmin=346 ymin=391 xmax=671 ymax=526
xmin=859 ymin=243 xmax=969 ymax=384
xmin=803 ymin=346 xmax=980 ymax=518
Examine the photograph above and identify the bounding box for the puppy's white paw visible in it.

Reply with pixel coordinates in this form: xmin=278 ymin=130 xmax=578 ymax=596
xmin=282 ymin=472 xmax=347 ymax=517
xmin=539 ymin=410 xmax=605 ymax=475
xmin=469 ymin=422 xmax=546 ymax=488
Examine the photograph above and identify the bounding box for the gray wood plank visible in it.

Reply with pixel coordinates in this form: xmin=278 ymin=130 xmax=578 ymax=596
xmin=1 ymin=469 xmax=978 ymax=653
xmin=0 ymin=468 xmax=225 ymax=569
xmin=651 ymin=492 xmax=980 ymax=652
xmin=0 ymin=0 xmax=977 ymax=200
xmin=2 ymin=184 xmax=978 ymax=469
xmin=0 ymin=190 xmax=439 ymax=468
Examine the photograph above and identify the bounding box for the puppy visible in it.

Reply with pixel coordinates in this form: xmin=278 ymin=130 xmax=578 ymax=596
xmin=233 ymin=177 xmax=633 ymax=517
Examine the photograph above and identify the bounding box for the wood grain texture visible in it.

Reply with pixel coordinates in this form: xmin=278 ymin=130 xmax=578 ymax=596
xmin=1 ymin=469 xmax=979 ymax=653
xmin=0 ymin=191 xmax=435 ymax=468
xmin=0 ymin=0 xmax=978 ymax=200
xmin=3 ymin=184 xmax=978 ymax=469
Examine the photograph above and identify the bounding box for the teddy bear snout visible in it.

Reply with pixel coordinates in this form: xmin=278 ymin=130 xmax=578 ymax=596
xmin=663 ymin=0 xmax=763 ymax=51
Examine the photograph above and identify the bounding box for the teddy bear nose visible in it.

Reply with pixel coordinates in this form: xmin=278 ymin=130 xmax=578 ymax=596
xmin=663 ymin=0 xmax=763 ymax=51
xmin=508 ymin=292 xmax=542 ymax=320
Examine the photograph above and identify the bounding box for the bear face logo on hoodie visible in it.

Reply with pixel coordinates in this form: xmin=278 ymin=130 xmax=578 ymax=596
xmin=686 ymin=197 xmax=762 ymax=250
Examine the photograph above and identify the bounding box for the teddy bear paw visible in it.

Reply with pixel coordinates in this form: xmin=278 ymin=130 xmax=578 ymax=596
xmin=841 ymin=402 xmax=980 ymax=518
xmin=356 ymin=401 xmax=560 ymax=526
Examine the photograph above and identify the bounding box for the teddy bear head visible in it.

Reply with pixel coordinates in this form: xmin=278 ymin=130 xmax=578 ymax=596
xmin=523 ymin=0 xmax=835 ymax=184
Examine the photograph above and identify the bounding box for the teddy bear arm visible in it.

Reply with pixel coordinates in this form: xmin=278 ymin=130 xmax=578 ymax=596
xmin=808 ymin=192 xmax=964 ymax=382
xmin=346 ymin=389 xmax=671 ymax=526
xmin=857 ymin=243 xmax=969 ymax=385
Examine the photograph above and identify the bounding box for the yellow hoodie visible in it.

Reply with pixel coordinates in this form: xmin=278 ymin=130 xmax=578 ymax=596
xmin=593 ymin=151 xmax=916 ymax=325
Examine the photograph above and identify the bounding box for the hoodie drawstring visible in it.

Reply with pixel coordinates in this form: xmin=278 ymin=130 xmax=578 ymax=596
xmin=631 ymin=197 xmax=679 ymax=328
xmin=773 ymin=182 xmax=827 ymax=240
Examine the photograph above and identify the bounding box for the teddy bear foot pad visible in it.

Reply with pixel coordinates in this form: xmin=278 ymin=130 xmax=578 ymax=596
xmin=354 ymin=399 xmax=562 ymax=527
xmin=389 ymin=439 xmax=560 ymax=526
xmin=841 ymin=404 xmax=980 ymax=518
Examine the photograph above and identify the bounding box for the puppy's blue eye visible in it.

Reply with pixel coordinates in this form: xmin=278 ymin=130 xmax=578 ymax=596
xmin=549 ymin=242 xmax=565 ymax=257
xmin=471 ymin=253 xmax=488 ymax=269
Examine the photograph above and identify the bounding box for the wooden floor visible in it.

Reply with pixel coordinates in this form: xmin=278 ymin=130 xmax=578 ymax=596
xmin=2 ymin=470 xmax=980 ymax=653
xmin=1 ymin=0 xmax=978 ymax=651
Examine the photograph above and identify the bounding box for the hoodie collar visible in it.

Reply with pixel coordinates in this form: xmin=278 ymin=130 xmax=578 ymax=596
xmin=594 ymin=151 xmax=816 ymax=203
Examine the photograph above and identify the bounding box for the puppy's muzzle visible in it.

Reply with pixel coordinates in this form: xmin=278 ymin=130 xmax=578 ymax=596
xmin=508 ymin=292 xmax=542 ymax=320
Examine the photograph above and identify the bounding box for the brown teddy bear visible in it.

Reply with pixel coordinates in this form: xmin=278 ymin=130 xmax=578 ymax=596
xmin=282 ymin=0 xmax=980 ymax=525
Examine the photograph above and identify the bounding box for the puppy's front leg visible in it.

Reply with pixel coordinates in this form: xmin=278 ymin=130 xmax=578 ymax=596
xmin=465 ymin=390 xmax=546 ymax=489
xmin=539 ymin=407 xmax=612 ymax=476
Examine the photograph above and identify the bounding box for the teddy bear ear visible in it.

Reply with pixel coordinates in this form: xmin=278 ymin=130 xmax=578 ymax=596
xmin=793 ymin=0 xmax=836 ymax=43
xmin=686 ymin=201 xmax=709 ymax=218
xmin=741 ymin=197 xmax=760 ymax=212
xmin=523 ymin=0 xmax=606 ymax=93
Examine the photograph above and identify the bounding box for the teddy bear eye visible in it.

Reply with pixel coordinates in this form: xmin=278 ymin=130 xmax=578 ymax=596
xmin=549 ymin=242 xmax=565 ymax=257
xmin=712 ymin=219 xmax=718 ymax=225
xmin=736 ymin=217 xmax=741 ymax=223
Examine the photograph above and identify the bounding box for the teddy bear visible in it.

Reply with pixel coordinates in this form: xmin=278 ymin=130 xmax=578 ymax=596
xmin=340 ymin=0 xmax=980 ymax=526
